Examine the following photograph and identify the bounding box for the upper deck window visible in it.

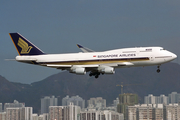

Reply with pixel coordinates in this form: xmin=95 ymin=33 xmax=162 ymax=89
xmin=160 ymin=48 xmax=165 ymax=51
xmin=140 ymin=48 xmax=152 ymax=52
xmin=122 ymin=51 xmax=136 ymax=53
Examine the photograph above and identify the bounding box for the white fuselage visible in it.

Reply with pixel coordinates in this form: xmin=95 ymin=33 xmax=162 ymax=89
xmin=16 ymin=47 xmax=177 ymax=69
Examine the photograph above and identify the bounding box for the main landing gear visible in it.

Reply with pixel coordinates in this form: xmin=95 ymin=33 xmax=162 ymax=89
xmin=89 ymin=72 xmax=103 ymax=78
xmin=157 ymin=66 xmax=160 ymax=73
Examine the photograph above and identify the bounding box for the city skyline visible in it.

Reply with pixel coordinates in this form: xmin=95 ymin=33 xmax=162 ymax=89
xmin=1 ymin=92 xmax=180 ymax=120
xmin=1 ymin=91 xmax=180 ymax=112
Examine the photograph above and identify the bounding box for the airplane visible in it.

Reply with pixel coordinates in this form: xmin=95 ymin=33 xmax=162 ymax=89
xmin=9 ymin=33 xmax=177 ymax=78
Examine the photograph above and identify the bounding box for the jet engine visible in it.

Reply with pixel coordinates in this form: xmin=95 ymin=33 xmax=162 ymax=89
xmin=70 ymin=67 xmax=86 ymax=75
xmin=98 ymin=67 xmax=115 ymax=74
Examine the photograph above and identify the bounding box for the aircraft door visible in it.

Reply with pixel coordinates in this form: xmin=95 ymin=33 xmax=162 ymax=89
xmin=136 ymin=48 xmax=139 ymax=55
xmin=150 ymin=56 xmax=154 ymax=61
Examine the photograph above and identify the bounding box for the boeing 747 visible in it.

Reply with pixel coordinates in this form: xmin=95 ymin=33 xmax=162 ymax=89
xmin=9 ymin=33 xmax=177 ymax=78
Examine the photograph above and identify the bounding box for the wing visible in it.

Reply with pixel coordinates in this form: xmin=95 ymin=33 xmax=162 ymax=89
xmin=77 ymin=44 xmax=95 ymax=53
xmin=45 ymin=62 xmax=134 ymax=70
xmin=45 ymin=62 xmax=134 ymax=78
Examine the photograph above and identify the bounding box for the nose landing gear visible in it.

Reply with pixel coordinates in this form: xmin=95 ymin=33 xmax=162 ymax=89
xmin=157 ymin=66 xmax=160 ymax=73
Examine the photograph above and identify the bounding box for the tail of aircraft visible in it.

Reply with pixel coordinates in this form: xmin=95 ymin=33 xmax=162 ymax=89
xmin=9 ymin=33 xmax=44 ymax=56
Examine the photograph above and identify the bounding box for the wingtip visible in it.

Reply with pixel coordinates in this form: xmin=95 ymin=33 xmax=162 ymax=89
xmin=77 ymin=44 xmax=83 ymax=48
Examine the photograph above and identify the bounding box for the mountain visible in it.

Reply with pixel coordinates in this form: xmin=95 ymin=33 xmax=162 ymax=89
xmin=0 ymin=62 xmax=180 ymax=113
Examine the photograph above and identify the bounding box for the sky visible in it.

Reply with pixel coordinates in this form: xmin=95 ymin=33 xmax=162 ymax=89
xmin=1 ymin=0 xmax=180 ymax=84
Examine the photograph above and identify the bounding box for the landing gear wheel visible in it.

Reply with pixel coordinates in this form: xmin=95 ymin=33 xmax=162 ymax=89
xmin=89 ymin=72 xmax=100 ymax=78
xmin=157 ymin=69 xmax=160 ymax=73
xmin=157 ymin=65 xmax=161 ymax=73
xmin=95 ymin=75 xmax=99 ymax=78
xmin=89 ymin=73 xmax=92 ymax=76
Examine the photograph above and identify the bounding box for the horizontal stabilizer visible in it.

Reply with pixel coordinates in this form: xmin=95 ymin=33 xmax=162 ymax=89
xmin=4 ymin=59 xmax=16 ymax=61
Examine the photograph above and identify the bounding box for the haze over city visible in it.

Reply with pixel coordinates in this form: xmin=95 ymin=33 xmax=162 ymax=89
xmin=1 ymin=1 xmax=180 ymax=83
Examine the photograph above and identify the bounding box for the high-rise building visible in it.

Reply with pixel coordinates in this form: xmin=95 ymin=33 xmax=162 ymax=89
xmin=0 ymin=112 xmax=6 ymax=120
xmin=159 ymin=94 xmax=168 ymax=104
xmin=168 ymin=92 xmax=180 ymax=104
xmin=62 ymin=95 xmax=70 ymax=106
xmin=6 ymin=108 xmax=20 ymax=120
xmin=41 ymin=96 xmax=58 ymax=114
xmin=0 ymin=103 xmax=2 ymax=112
xmin=119 ymin=102 xmax=180 ymax=120
xmin=144 ymin=94 xmax=156 ymax=104
xmin=127 ymin=104 xmax=164 ymax=120
xmin=38 ymin=113 xmax=49 ymax=120
xmin=4 ymin=100 xmax=25 ymax=111
xmin=154 ymin=104 xmax=163 ymax=120
xmin=163 ymin=104 xmax=180 ymax=120
xmin=49 ymin=102 xmax=81 ymax=120
xmin=87 ymin=97 xmax=106 ymax=109
xmin=19 ymin=107 xmax=33 ymax=120
xmin=80 ymin=109 xmax=124 ymax=120
xmin=32 ymin=114 xmax=38 ymax=120
xmin=117 ymin=93 xmax=138 ymax=120
xmin=144 ymin=92 xmax=180 ymax=105
xmin=137 ymin=104 xmax=155 ymax=120
xmin=113 ymin=98 xmax=119 ymax=107
xmin=6 ymin=107 xmax=33 ymax=120
xmin=62 ymin=95 xmax=85 ymax=109
xmin=127 ymin=105 xmax=138 ymax=120
xmin=144 ymin=94 xmax=168 ymax=104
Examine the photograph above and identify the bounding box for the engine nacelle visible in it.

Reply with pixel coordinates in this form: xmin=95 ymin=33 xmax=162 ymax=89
xmin=70 ymin=67 xmax=86 ymax=75
xmin=98 ymin=67 xmax=115 ymax=74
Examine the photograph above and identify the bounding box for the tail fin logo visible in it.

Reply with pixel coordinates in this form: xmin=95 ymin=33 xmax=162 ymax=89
xmin=18 ymin=38 xmax=33 ymax=54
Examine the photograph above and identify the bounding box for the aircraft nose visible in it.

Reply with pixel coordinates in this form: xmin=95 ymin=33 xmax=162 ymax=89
xmin=171 ymin=53 xmax=177 ymax=60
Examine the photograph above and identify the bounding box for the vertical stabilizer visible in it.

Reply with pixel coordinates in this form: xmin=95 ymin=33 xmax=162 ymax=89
xmin=9 ymin=33 xmax=44 ymax=56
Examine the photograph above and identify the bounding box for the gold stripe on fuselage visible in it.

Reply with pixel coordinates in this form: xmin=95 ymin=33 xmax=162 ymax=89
xmin=41 ymin=57 xmax=149 ymax=65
